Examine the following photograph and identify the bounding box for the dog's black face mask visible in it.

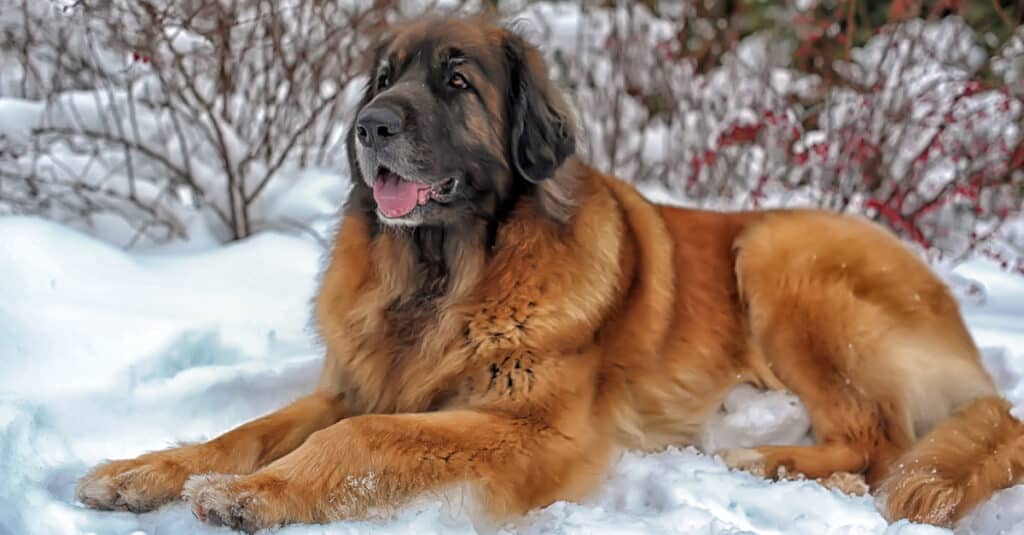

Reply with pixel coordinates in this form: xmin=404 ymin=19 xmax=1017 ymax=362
xmin=344 ymin=18 xmax=576 ymax=229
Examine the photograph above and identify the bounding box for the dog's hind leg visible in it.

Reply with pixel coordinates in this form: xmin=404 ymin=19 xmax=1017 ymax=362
xmin=718 ymin=213 xmax=986 ymax=489
xmin=76 ymin=391 xmax=348 ymax=513
xmin=720 ymin=291 xmax=913 ymax=487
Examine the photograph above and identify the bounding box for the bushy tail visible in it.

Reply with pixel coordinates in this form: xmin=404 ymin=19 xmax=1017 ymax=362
xmin=879 ymin=396 xmax=1024 ymax=527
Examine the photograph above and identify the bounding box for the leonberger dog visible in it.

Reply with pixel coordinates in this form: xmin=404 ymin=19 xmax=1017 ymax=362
xmin=77 ymin=15 xmax=1023 ymax=532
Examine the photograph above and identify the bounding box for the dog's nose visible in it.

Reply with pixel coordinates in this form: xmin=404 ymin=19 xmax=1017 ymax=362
xmin=356 ymin=105 xmax=403 ymax=148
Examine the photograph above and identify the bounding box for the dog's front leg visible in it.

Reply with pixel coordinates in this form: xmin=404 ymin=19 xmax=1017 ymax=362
xmin=76 ymin=391 xmax=348 ymax=512
xmin=184 ymin=408 xmax=609 ymax=532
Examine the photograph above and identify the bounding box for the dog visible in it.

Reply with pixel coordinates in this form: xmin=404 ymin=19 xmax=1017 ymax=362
xmin=76 ymin=15 xmax=1024 ymax=532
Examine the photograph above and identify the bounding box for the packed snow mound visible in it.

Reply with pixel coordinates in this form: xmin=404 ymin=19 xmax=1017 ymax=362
xmin=2 ymin=217 xmax=1023 ymax=535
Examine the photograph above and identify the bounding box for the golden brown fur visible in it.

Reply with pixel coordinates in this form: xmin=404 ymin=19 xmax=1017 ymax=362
xmin=77 ymin=16 xmax=1021 ymax=532
xmin=878 ymin=397 xmax=1024 ymax=525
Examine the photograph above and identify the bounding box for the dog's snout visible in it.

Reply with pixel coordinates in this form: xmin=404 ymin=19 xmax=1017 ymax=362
xmin=356 ymin=105 xmax=403 ymax=148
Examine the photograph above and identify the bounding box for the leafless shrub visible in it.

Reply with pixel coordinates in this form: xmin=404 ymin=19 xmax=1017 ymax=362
xmin=2 ymin=0 xmax=1022 ymax=273
xmin=0 ymin=0 xmax=465 ymax=245
xmin=519 ymin=2 xmax=1023 ymax=273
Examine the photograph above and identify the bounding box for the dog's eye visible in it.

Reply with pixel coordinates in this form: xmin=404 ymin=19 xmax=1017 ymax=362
xmin=376 ymin=72 xmax=390 ymax=90
xmin=448 ymin=73 xmax=470 ymax=90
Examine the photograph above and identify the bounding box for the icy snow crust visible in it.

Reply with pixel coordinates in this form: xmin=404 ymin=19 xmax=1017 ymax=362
xmin=2 ymin=216 xmax=1023 ymax=535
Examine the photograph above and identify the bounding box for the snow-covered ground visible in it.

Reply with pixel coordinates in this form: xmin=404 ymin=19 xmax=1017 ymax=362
xmin=2 ymin=209 xmax=1023 ymax=535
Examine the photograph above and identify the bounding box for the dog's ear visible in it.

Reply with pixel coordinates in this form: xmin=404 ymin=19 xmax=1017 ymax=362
xmin=503 ymin=33 xmax=576 ymax=184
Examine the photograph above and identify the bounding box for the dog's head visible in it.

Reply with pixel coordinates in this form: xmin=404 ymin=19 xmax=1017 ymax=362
xmin=345 ymin=17 xmax=577 ymax=227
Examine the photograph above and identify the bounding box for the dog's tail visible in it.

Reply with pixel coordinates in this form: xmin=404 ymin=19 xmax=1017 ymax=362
xmin=879 ymin=396 xmax=1024 ymax=527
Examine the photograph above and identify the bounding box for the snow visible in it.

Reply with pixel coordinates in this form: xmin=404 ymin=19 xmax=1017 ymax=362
xmin=0 ymin=98 xmax=43 ymax=143
xmin=2 ymin=214 xmax=1023 ymax=535
xmin=700 ymin=385 xmax=812 ymax=455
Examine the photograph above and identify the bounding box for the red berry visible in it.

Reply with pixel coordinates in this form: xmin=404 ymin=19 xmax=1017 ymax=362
xmin=964 ymin=80 xmax=981 ymax=96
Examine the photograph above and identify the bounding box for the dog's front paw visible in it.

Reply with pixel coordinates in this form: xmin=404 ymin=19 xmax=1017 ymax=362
xmin=185 ymin=473 xmax=290 ymax=533
xmin=76 ymin=454 xmax=192 ymax=512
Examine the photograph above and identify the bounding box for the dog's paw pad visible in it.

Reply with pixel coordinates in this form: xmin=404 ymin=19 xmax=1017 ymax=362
xmin=76 ymin=459 xmax=184 ymax=512
xmin=76 ymin=473 xmax=120 ymax=510
xmin=818 ymin=471 xmax=870 ymax=496
xmin=185 ymin=474 xmax=268 ymax=532
xmin=720 ymin=448 xmax=767 ymax=477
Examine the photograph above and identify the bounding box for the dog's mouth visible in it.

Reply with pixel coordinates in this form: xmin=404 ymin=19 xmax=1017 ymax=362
xmin=372 ymin=167 xmax=458 ymax=219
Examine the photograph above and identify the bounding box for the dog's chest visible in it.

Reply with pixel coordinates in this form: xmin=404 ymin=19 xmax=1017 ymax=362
xmin=381 ymin=295 xmax=442 ymax=349
xmin=332 ymin=285 xmax=550 ymax=414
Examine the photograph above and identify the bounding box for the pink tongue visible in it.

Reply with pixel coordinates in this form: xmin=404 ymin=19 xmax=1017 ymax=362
xmin=373 ymin=174 xmax=430 ymax=218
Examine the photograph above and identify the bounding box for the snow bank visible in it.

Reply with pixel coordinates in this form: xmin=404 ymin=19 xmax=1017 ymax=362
xmin=2 ymin=216 xmax=1023 ymax=534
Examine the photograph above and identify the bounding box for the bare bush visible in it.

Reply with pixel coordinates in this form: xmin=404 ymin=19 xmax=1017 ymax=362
xmin=518 ymin=2 xmax=1024 ymax=273
xmin=2 ymin=0 xmax=1022 ymax=273
xmin=0 ymin=0 xmax=463 ymax=245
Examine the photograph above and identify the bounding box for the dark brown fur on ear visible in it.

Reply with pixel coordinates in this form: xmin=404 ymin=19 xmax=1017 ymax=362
xmin=503 ymin=30 xmax=579 ymax=223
